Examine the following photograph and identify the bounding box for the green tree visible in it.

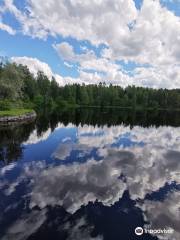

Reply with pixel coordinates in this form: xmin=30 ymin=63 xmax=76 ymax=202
xmin=0 ymin=63 xmax=24 ymax=100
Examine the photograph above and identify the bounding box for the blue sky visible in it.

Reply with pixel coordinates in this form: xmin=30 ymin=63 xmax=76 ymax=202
xmin=0 ymin=0 xmax=180 ymax=88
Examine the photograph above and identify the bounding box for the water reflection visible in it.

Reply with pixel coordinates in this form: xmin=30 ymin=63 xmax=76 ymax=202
xmin=0 ymin=123 xmax=34 ymax=165
xmin=0 ymin=109 xmax=180 ymax=240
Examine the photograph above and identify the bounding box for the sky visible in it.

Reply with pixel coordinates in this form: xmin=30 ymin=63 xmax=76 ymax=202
xmin=0 ymin=0 xmax=180 ymax=88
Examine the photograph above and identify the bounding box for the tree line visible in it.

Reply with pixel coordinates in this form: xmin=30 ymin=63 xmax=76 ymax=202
xmin=0 ymin=62 xmax=180 ymax=111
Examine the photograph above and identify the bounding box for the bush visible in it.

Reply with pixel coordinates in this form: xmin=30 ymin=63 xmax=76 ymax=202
xmin=23 ymin=101 xmax=34 ymax=109
xmin=56 ymin=98 xmax=69 ymax=109
xmin=0 ymin=100 xmax=11 ymax=110
xmin=33 ymin=95 xmax=44 ymax=110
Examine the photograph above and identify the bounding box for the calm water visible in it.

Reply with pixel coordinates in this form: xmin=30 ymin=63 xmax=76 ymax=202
xmin=0 ymin=109 xmax=180 ymax=240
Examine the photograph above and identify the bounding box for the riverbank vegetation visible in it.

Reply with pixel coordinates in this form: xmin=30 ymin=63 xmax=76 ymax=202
xmin=0 ymin=62 xmax=180 ymax=115
xmin=0 ymin=109 xmax=34 ymax=117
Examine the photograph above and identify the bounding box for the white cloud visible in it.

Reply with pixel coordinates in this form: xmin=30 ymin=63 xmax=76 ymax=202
xmin=1 ymin=123 xmax=179 ymax=240
xmin=62 ymin=217 xmax=103 ymax=240
xmin=64 ymin=61 xmax=74 ymax=68
xmin=52 ymin=142 xmax=92 ymax=160
xmin=2 ymin=210 xmax=47 ymax=240
xmin=21 ymin=124 xmax=180 ymax=214
xmin=29 ymin=156 xmax=127 ymax=213
xmin=53 ymin=41 xmax=133 ymax=86
xmin=11 ymin=54 xmax=180 ymax=88
xmin=0 ymin=163 xmax=16 ymax=176
xmin=11 ymin=56 xmax=53 ymax=79
xmin=23 ymin=0 xmax=137 ymax=44
xmin=0 ymin=21 xmax=16 ymax=35
xmin=11 ymin=55 xmax=120 ymax=86
xmin=23 ymin=128 xmax=52 ymax=145
xmin=140 ymin=191 xmax=180 ymax=240
xmin=53 ymin=42 xmax=75 ymax=61
xmin=27 ymin=144 xmax=179 ymax=214
xmin=53 ymin=41 xmax=97 ymax=64
xmin=11 ymin=56 xmax=84 ymax=86
xmin=2 ymin=0 xmax=180 ymax=88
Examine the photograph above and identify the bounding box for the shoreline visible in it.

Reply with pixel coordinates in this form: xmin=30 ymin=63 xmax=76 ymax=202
xmin=0 ymin=110 xmax=37 ymax=123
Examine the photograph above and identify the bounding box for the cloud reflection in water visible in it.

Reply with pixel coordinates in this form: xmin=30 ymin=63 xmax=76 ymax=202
xmin=0 ymin=123 xmax=180 ymax=240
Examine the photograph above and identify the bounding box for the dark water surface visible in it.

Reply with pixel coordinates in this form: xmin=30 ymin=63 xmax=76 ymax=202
xmin=0 ymin=109 xmax=180 ymax=240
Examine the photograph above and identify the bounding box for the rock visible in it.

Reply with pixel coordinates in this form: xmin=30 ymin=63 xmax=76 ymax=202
xmin=0 ymin=111 xmax=37 ymax=123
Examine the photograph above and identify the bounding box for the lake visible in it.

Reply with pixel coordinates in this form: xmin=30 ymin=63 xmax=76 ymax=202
xmin=0 ymin=108 xmax=180 ymax=240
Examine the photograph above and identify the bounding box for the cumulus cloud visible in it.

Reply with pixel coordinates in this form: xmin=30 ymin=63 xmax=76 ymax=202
xmin=53 ymin=41 xmax=134 ymax=86
xmin=19 ymin=0 xmax=137 ymax=44
xmin=52 ymin=142 xmax=93 ymax=160
xmin=29 ymin=155 xmax=127 ymax=213
xmin=23 ymin=128 xmax=52 ymax=145
xmin=2 ymin=0 xmax=179 ymax=88
xmin=11 ymin=56 xmax=54 ymax=78
xmin=77 ymin=124 xmax=180 ymax=152
xmin=15 ymin=124 xmax=179 ymax=214
xmin=11 ymin=56 xmax=83 ymax=86
xmin=28 ymin=144 xmax=179 ymax=214
xmin=11 ymin=53 xmax=180 ymax=88
xmin=1 ymin=123 xmax=180 ymax=239
xmin=53 ymin=42 xmax=76 ymax=62
xmin=140 ymin=191 xmax=180 ymax=240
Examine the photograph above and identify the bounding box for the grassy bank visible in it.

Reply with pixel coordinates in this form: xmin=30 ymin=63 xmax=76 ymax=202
xmin=0 ymin=109 xmax=35 ymax=117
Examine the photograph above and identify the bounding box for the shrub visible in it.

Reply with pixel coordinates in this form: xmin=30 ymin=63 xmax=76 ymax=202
xmin=0 ymin=100 xmax=11 ymax=110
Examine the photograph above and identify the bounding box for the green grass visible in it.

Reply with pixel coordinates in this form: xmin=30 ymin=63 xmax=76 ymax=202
xmin=0 ymin=109 xmax=35 ymax=117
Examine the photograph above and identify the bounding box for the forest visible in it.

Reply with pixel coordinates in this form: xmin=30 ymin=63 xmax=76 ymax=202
xmin=0 ymin=62 xmax=180 ymax=112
